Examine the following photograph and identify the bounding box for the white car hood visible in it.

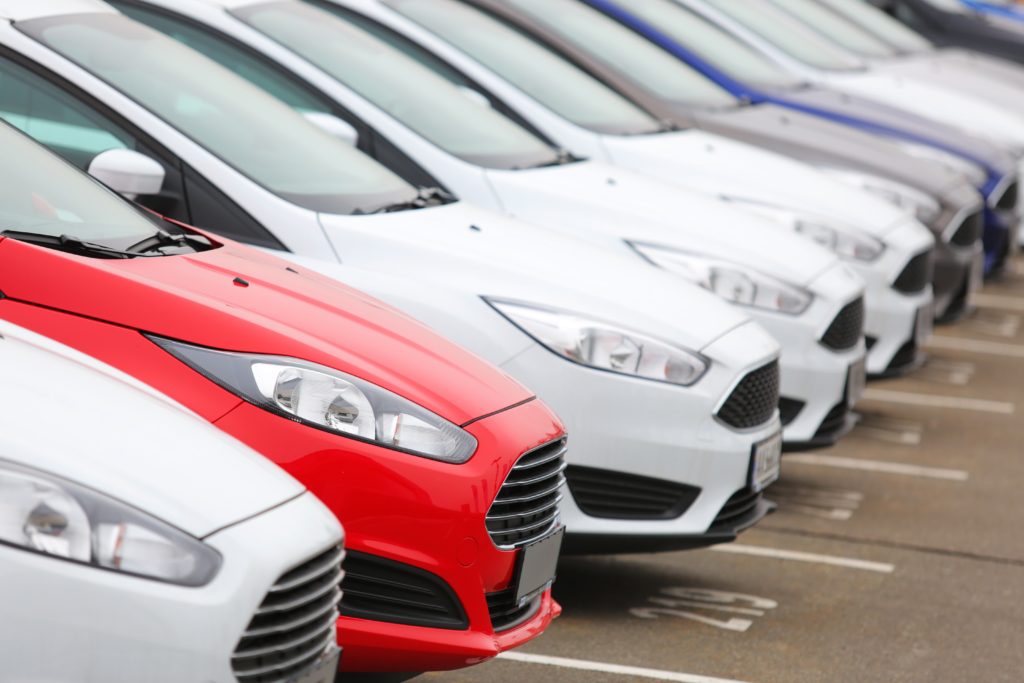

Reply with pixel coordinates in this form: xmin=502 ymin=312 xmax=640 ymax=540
xmin=820 ymin=69 xmax=1024 ymax=146
xmin=594 ymin=131 xmax=912 ymax=237
xmin=317 ymin=201 xmax=753 ymax=352
xmin=0 ymin=321 xmax=305 ymax=538
xmin=481 ymin=159 xmax=842 ymax=285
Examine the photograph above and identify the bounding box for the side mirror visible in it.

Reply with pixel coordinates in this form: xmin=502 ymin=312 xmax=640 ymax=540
xmin=88 ymin=148 xmax=165 ymax=199
xmin=457 ymin=86 xmax=492 ymax=108
xmin=304 ymin=111 xmax=359 ymax=147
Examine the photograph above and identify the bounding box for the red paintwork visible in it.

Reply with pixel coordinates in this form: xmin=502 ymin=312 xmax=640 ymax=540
xmin=0 ymin=233 xmax=564 ymax=671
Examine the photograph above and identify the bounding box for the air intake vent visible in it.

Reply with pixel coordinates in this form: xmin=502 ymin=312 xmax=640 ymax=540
xmin=486 ymin=437 xmax=567 ymax=549
xmin=232 ymin=545 xmax=343 ymax=683
xmin=566 ymin=465 xmax=699 ymax=520
xmin=486 ymin=590 xmax=543 ymax=632
xmin=709 ymin=488 xmax=764 ymax=533
xmin=995 ymin=179 xmax=1019 ymax=211
xmin=339 ymin=551 xmax=467 ymax=630
xmin=716 ymin=362 xmax=780 ymax=430
xmin=820 ymin=297 xmax=864 ymax=351
xmin=949 ymin=210 xmax=983 ymax=247
xmin=893 ymin=249 xmax=934 ymax=294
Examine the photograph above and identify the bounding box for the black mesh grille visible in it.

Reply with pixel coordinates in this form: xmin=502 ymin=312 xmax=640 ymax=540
xmin=716 ymin=361 xmax=780 ymax=430
xmin=996 ymin=180 xmax=1019 ymax=211
xmin=566 ymin=465 xmax=700 ymax=520
xmin=339 ymin=551 xmax=467 ymax=630
xmin=949 ymin=210 xmax=984 ymax=247
xmin=709 ymin=488 xmax=763 ymax=532
xmin=893 ymin=250 xmax=934 ymax=294
xmin=485 ymin=590 xmax=542 ymax=632
xmin=487 ymin=438 xmax=567 ymax=548
xmin=232 ymin=545 xmax=343 ymax=683
xmin=820 ymin=297 xmax=865 ymax=351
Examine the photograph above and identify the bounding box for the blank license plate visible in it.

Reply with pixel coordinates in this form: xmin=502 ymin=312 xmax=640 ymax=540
xmin=751 ymin=431 xmax=782 ymax=492
xmin=915 ymin=304 xmax=934 ymax=345
xmin=514 ymin=527 xmax=564 ymax=606
xmin=847 ymin=358 xmax=866 ymax=407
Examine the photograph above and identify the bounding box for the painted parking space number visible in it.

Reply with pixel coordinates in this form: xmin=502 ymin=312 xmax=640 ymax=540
xmin=630 ymin=588 xmax=778 ymax=632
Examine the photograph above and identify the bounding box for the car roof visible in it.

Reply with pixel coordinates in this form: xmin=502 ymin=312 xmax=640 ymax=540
xmin=0 ymin=0 xmax=114 ymax=21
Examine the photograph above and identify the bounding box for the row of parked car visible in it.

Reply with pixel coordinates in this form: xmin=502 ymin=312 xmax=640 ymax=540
xmin=0 ymin=0 xmax=1021 ymax=681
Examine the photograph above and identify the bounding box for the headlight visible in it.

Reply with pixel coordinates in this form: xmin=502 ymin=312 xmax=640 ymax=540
xmin=0 ymin=460 xmax=220 ymax=586
xmin=819 ymin=169 xmax=941 ymax=224
xmin=150 ymin=337 xmax=477 ymax=464
xmin=796 ymin=221 xmax=885 ymax=262
xmin=628 ymin=242 xmax=812 ymax=315
xmin=487 ymin=298 xmax=708 ymax=386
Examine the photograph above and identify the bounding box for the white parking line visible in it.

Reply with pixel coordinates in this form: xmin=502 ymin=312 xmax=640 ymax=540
xmin=974 ymin=293 xmax=1024 ymax=312
xmin=929 ymin=335 xmax=1024 ymax=359
xmin=496 ymin=652 xmax=754 ymax=682
xmin=786 ymin=453 xmax=969 ymax=481
xmin=862 ymin=388 xmax=1015 ymax=415
xmin=709 ymin=544 xmax=894 ymax=573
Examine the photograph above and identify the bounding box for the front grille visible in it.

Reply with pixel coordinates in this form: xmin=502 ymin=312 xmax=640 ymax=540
xmin=820 ymin=297 xmax=864 ymax=351
xmin=566 ymin=465 xmax=700 ymax=520
xmin=486 ymin=590 xmax=543 ymax=632
xmin=709 ymin=487 xmax=763 ymax=532
xmin=893 ymin=249 xmax=933 ymax=294
xmin=949 ymin=209 xmax=983 ymax=247
xmin=995 ymin=179 xmax=1019 ymax=211
xmin=813 ymin=400 xmax=850 ymax=440
xmin=486 ymin=437 xmax=567 ymax=549
xmin=232 ymin=545 xmax=344 ymax=683
xmin=716 ymin=361 xmax=780 ymax=430
xmin=339 ymin=551 xmax=467 ymax=630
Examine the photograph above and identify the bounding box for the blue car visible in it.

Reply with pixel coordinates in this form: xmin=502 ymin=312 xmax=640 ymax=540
xmin=583 ymin=0 xmax=1020 ymax=274
xmin=961 ymin=0 xmax=1024 ymax=19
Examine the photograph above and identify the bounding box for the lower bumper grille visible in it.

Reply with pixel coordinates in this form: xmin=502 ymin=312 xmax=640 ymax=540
xmin=887 ymin=339 xmax=919 ymax=373
xmin=716 ymin=361 xmax=780 ymax=430
xmin=709 ymin=488 xmax=764 ymax=533
xmin=232 ymin=545 xmax=344 ymax=683
xmin=820 ymin=297 xmax=865 ymax=351
xmin=949 ymin=209 xmax=984 ymax=247
xmin=893 ymin=249 xmax=934 ymax=294
xmin=814 ymin=400 xmax=850 ymax=440
xmin=565 ymin=465 xmax=700 ymax=520
xmin=995 ymin=179 xmax=1019 ymax=211
xmin=778 ymin=397 xmax=805 ymax=426
xmin=485 ymin=590 xmax=543 ymax=632
xmin=339 ymin=551 xmax=467 ymax=630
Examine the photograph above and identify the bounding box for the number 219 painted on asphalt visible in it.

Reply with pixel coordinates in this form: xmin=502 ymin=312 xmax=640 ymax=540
xmin=630 ymin=587 xmax=778 ymax=632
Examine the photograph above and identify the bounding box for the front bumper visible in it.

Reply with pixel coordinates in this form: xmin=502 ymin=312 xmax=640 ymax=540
xmin=216 ymin=396 xmax=565 ymax=673
xmin=0 ymin=492 xmax=342 ymax=683
xmin=502 ymin=320 xmax=781 ymax=554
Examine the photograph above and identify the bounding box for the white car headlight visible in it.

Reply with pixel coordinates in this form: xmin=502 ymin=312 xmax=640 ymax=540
xmin=628 ymin=242 xmax=812 ymax=315
xmin=796 ymin=220 xmax=886 ymax=262
xmin=0 ymin=460 xmax=221 ymax=586
xmin=819 ymin=169 xmax=942 ymax=225
xmin=487 ymin=298 xmax=708 ymax=386
xmin=151 ymin=337 xmax=477 ymax=464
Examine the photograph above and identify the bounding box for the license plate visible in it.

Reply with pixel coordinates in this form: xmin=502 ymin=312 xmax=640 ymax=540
xmin=847 ymin=357 xmax=867 ymax=407
xmin=514 ymin=527 xmax=564 ymax=606
xmin=288 ymin=646 xmax=340 ymax=683
xmin=750 ymin=431 xmax=782 ymax=492
xmin=914 ymin=303 xmax=934 ymax=345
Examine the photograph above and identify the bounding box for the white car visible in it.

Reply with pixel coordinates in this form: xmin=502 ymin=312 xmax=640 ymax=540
xmin=293 ymin=0 xmax=935 ymax=379
xmin=0 ymin=1 xmax=784 ymax=552
xmin=116 ymin=1 xmax=868 ymax=448
xmin=0 ymin=320 xmax=345 ymax=683
xmin=682 ymin=0 xmax=1024 ymax=153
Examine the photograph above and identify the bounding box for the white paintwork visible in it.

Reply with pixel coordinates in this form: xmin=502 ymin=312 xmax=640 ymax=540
xmin=0 ymin=0 xmax=114 ymax=21
xmin=88 ymin=148 xmax=165 ymax=196
xmin=0 ymin=9 xmax=788 ymax=542
xmin=0 ymin=320 xmax=343 ymax=682
xmin=307 ymin=0 xmax=933 ymax=376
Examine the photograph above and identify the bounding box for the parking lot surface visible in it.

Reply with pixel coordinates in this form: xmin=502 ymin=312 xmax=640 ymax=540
xmin=421 ymin=263 xmax=1024 ymax=683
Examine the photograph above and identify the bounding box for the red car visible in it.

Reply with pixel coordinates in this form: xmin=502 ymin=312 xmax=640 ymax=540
xmin=0 ymin=122 xmax=565 ymax=674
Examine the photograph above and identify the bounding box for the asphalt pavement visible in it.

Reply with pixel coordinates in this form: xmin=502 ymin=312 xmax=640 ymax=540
xmin=420 ymin=257 xmax=1024 ymax=683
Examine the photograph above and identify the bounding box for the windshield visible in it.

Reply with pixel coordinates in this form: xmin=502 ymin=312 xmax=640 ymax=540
xmin=622 ymin=0 xmax=805 ymax=90
xmin=706 ymin=0 xmax=867 ymax=71
xmin=388 ymin=0 xmax=661 ymax=135
xmin=21 ymin=13 xmax=418 ymax=215
xmin=233 ymin=1 xmax=559 ymax=169
xmin=769 ymin=0 xmax=900 ymax=58
xmin=0 ymin=122 xmax=164 ymax=250
xmin=817 ymin=0 xmax=934 ymax=53
xmin=501 ymin=0 xmax=739 ymax=109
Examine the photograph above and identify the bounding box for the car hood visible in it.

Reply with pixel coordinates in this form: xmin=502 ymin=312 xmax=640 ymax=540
xmin=317 ymin=200 xmax=755 ymax=352
xmin=0 ymin=235 xmax=531 ymax=425
xmin=776 ymin=84 xmax=1018 ymax=176
xmin=694 ymin=102 xmax=973 ymax=198
xmin=0 ymin=319 xmax=307 ymax=538
xmin=597 ymin=130 xmax=911 ymax=236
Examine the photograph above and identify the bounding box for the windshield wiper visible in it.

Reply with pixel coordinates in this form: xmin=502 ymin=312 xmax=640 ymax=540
xmin=1 ymin=230 xmax=145 ymax=259
xmin=356 ymin=186 xmax=456 ymax=215
xmin=526 ymin=148 xmax=582 ymax=169
xmin=125 ymin=229 xmax=212 ymax=254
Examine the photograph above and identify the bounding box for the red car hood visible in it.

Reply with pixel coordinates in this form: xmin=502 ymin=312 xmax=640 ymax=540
xmin=0 ymin=236 xmax=531 ymax=424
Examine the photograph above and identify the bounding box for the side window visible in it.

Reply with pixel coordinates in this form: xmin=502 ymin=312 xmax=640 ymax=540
xmin=112 ymin=1 xmax=336 ymax=114
xmin=183 ymin=165 xmax=285 ymax=250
